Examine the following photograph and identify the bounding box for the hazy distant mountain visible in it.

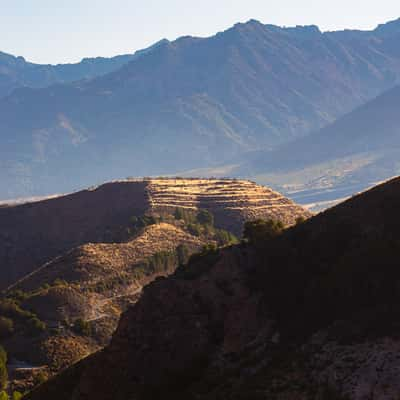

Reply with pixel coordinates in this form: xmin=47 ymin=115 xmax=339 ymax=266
xmin=2 ymin=19 xmax=400 ymax=199
xmin=0 ymin=40 xmax=167 ymax=98
xmin=231 ymin=84 xmax=400 ymax=206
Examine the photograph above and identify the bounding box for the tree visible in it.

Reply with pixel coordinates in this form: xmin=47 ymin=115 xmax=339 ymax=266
xmin=73 ymin=318 xmax=91 ymax=336
xmin=0 ymin=347 xmax=6 ymax=366
xmin=27 ymin=317 xmax=46 ymax=336
xmin=12 ymin=392 xmax=23 ymax=400
xmin=177 ymin=244 xmax=190 ymax=265
xmin=0 ymin=391 xmax=8 ymax=400
xmin=0 ymin=346 xmax=7 ymax=391
xmin=243 ymin=219 xmax=284 ymax=244
xmin=174 ymin=208 xmax=184 ymax=220
xmin=296 ymin=216 xmax=306 ymax=225
xmin=197 ymin=209 xmax=214 ymax=226
xmin=0 ymin=317 xmax=14 ymax=339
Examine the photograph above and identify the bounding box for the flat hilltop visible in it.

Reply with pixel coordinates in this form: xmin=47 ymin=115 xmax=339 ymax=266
xmin=0 ymin=178 xmax=310 ymax=289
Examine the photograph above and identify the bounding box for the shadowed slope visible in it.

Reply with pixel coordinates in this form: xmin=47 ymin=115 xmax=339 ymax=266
xmin=0 ymin=178 xmax=309 ymax=289
xmin=26 ymin=176 xmax=400 ymax=400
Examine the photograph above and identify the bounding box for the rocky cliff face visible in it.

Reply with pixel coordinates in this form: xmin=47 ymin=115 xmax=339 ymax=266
xmin=26 ymin=176 xmax=400 ymax=400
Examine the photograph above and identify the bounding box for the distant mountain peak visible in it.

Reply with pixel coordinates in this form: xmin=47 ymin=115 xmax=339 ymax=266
xmin=375 ymin=17 xmax=400 ymax=36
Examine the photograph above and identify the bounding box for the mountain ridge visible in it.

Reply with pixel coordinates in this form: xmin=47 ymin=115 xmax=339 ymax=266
xmin=0 ymin=39 xmax=168 ymax=99
xmin=2 ymin=18 xmax=400 ymax=199
xmin=227 ymin=83 xmax=400 ymax=206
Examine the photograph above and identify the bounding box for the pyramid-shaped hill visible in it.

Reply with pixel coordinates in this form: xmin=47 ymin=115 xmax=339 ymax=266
xmin=0 ymin=178 xmax=310 ymax=289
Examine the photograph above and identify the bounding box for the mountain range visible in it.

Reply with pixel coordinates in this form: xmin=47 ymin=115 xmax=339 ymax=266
xmin=0 ymin=40 xmax=167 ymax=99
xmin=2 ymin=19 xmax=400 ymax=199
xmin=200 ymin=82 xmax=400 ymax=208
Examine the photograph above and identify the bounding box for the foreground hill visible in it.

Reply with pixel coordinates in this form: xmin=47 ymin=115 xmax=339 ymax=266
xmin=3 ymin=19 xmax=400 ymax=198
xmin=0 ymin=178 xmax=308 ymax=392
xmin=1 ymin=222 xmax=207 ymax=393
xmin=0 ymin=178 xmax=309 ymax=289
xmin=27 ymin=176 xmax=400 ymax=399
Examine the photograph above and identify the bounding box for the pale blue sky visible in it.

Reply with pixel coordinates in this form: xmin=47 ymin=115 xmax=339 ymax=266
xmin=1 ymin=0 xmax=400 ymax=64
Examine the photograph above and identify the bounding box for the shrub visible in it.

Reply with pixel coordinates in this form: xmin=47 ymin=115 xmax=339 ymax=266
xmin=73 ymin=318 xmax=91 ymax=336
xmin=0 ymin=347 xmax=6 ymax=366
xmin=176 ymin=243 xmax=220 ymax=280
xmin=177 ymin=244 xmax=190 ymax=265
xmin=296 ymin=216 xmax=306 ymax=225
xmin=0 ymin=300 xmax=21 ymax=319
xmin=27 ymin=317 xmax=46 ymax=336
xmin=130 ymin=215 xmax=157 ymax=232
xmin=187 ymin=223 xmax=202 ymax=237
xmin=174 ymin=207 xmax=184 ymax=220
xmin=0 ymin=317 xmax=14 ymax=339
xmin=12 ymin=392 xmax=23 ymax=400
xmin=34 ymin=370 xmax=48 ymax=387
xmin=53 ymin=278 xmax=68 ymax=287
xmin=0 ymin=346 xmax=7 ymax=391
xmin=243 ymin=219 xmax=284 ymax=244
xmin=197 ymin=209 xmax=214 ymax=226
xmin=0 ymin=391 xmax=8 ymax=400
xmin=6 ymin=290 xmax=29 ymax=302
xmin=214 ymin=229 xmax=238 ymax=246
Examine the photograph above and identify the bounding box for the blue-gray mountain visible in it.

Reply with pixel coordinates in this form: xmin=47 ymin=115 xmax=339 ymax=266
xmin=227 ymin=84 xmax=400 ymax=207
xmin=2 ymin=19 xmax=400 ymax=199
xmin=0 ymin=40 xmax=167 ymax=99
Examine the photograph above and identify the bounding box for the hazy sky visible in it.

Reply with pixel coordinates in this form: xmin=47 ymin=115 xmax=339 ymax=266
xmin=2 ymin=0 xmax=400 ymax=64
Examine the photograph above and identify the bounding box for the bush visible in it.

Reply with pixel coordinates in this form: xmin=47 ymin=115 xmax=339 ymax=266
xmin=0 ymin=346 xmax=7 ymax=391
xmin=34 ymin=370 xmax=48 ymax=387
xmin=176 ymin=244 xmax=220 ymax=280
xmin=0 ymin=391 xmax=8 ymax=400
xmin=27 ymin=317 xmax=46 ymax=336
xmin=0 ymin=317 xmax=14 ymax=339
xmin=174 ymin=207 xmax=184 ymax=220
xmin=0 ymin=348 xmax=6 ymax=366
xmin=73 ymin=318 xmax=91 ymax=336
xmin=187 ymin=223 xmax=202 ymax=237
xmin=6 ymin=290 xmax=29 ymax=302
xmin=0 ymin=300 xmax=22 ymax=319
xmin=197 ymin=209 xmax=214 ymax=226
xmin=53 ymin=278 xmax=68 ymax=287
xmin=12 ymin=392 xmax=23 ymax=400
xmin=296 ymin=216 xmax=306 ymax=225
xmin=214 ymin=229 xmax=238 ymax=246
xmin=177 ymin=244 xmax=190 ymax=265
xmin=243 ymin=219 xmax=284 ymax=244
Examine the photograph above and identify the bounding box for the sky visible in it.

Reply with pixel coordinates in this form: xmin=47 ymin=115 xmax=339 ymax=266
xmin=1 ymin=0 xmax=400 ymax=64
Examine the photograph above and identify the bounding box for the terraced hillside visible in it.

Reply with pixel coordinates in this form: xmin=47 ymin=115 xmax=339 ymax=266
xmin=0 ymin=178 xmax=309 ymax=289
xmin=148 ymin=179 xmax=309 ymax=235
